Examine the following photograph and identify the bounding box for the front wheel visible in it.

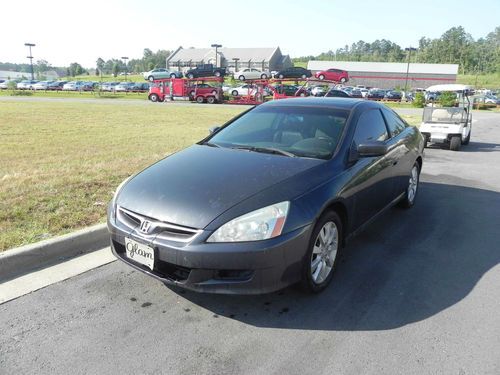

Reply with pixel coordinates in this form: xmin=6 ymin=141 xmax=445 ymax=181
xmin=231 ymin=90 xmax=239 ymax=97
xmin=261 ymin=74 xmax=268 ymax=79
xmin=340 ymin=77 xmax=347 ymax=83
xmin=206 ymin=96 xmax=216 ymax=104
xmin=148 ymin=76 xmax=154 ymax=82
xmin=214 ymin=71 xmax=221 ymax=77
xmin=301 ymin=211 xmax=342 ymax=293
xmin=278 ymin=74 xmax=284 ymax=79
xmin=450 ymin=136 xmax=461 ymax=151
xmin=149 ymin=93 xmax=159 ymax=102
xmin=318 ymin=74 xmax=325 ymax=80
xmin=301 ymin=74 xmax=307 ymax=79
xmin=170 ymin=73 xmax=176 ymax=79
xmin=399 ymin=163 xmax=420 ymax=208
xmin=238 ymin=75 xmax=245 ymax=81
xmin=187 ymin=73 xmax=194 ymax=79
xmin=195 ymin=96 xmax=205 ymax=104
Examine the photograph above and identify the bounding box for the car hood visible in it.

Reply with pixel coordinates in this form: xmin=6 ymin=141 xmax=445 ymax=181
xmin=116 ymin=144 xmax=323 ymax=229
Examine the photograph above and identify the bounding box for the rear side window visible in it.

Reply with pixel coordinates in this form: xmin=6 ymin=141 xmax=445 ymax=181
xmin=382 ymin=108 xmax=407 ymax=136
xmin=353 ymin=109 xmax=388 ymax=145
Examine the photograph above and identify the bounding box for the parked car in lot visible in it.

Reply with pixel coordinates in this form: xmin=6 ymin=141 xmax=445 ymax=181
xmin=108 ymin=97 xmax=424 ymax=294
xmin=32 ymin=81 xmax=54 ymax=90
xmin=62 ymin=81 xmax=86 ymax=91
xmin=272 ymin=84 xmax=309 ymax=97
xmin=17 ymin=80 xmax=38 ymax=89
xmin=100 ymin=82 xmax=120 ymax=92
xmin=47 ymin=81 xmax=67 ymax=90
xmin=129 ymin=82 xmax=150 ymax=92
xmin=0 ymin=80 xmax=14 ymax=89
xmin=385 ymin=90 xmax=403 ymax=100
xmin=143 ymin=68 xmax=183 ymax=81
xmin=115 ymin=82 xmax=135 ymax=92
xmin=349 ymin=89 xmax=364 ymax=98
xmin=314 ymin=68 xmax=349 ymax=83
xmin=274 ymin=66 xmax=312 ymax=79
xmin=310 ymin=85 xmax=328 ymax=97
xmin=367 ymin=89 xmax=386 ymax=100
xmin=185 ymin=64 xmax=227 ymax=79
xmin=233 ymin=68 xmax=270 ymax=81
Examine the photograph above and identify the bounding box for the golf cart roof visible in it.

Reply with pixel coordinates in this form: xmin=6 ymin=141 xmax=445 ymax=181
xmin=426 ymin=84 xmax=473 ymax=93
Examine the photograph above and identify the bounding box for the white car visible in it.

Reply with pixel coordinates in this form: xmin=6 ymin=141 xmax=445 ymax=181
xmin=359 ymin=88 xmax=369 ymax=97
xmin=143 ymin=68 xmax=182 ymax=81
xmin=33 ymin=81 xmax=53 ymax=90
xmin=17 ymin=80 xmax=38 ymax=89
xmin=62 ymin=81 xmax=85 ymax=91
xmin=0 ymin=80 xmax=13 ymax=89
xmin=226 ymin=84 xmax=258 ymax=97
xmin=233 ymin=68 xmax=270 ymax=81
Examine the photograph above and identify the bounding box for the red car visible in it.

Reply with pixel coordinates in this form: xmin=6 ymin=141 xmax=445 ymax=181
xmin=187 ymin=83 xmax=221 ymax=98
xmin=314 ymin=68 xmax=349 ymax=83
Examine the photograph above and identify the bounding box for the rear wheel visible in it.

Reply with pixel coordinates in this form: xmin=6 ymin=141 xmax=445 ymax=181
xmin=278 ymin=74 xmax=284 ymax=79
xmin=238 ymin=75 xmax=245 ymax=81
xmin=187 ymin=73 xmax=194 ymax=79
xmin=170 ymin=73 xmax=176 ymax=79
xmin=214 ymin=71 xmax=221 ymax=77
xmin=231 ymin=90 xmax=239 ymax=97
xmin=196 ymin=96 xmax=205 ymax=104
xmin=206 ymin=96 xmax=216 ymax=104
xmin=318 ymin=74 xmax=325 ymax=80
xmin=301 ymin=211 xmax=342 ymax=293
xmin=261 ymin=73 xmax=268 ymax=79
xmin=148 ymin=76 xmax=154 ymax=82
xmin=340 ymin=77 xmax=347 ymax=83
xmin=301 ymin=74 xmax=307 ymax=79
xmin=450 ymin=136 xmax=461 ymax=151
xmin=399 ymin=163 xmax=420 ymax=208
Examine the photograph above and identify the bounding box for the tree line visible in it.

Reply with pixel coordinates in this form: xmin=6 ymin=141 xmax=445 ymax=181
xmin=293 ymin=26 xmax=499 ymax=75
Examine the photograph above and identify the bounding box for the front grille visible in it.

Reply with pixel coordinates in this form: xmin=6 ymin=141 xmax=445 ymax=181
xmin=112 ymin=240 xmax=191 ymax=281
xmin=117 ymin=206 xmax=201 ymax=243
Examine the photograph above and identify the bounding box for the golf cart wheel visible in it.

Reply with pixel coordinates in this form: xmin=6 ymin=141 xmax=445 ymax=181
xmin=318 ymin=74 xmax=325 ymax=80
xmin=231 ymin=90 xmax=239 ymax=97
xmin=399 ymin=162 xmax=420 ymax=208
xmin=148 ymin=76 xmax=155 ymax=82
xmin=206 ymin=96 xmax=216 ymax=104
xmin=196 ymin=96 xmax=205 ymax=104
xmin=450 ymin=136 xmax=461 ymax=151
xmin=238 ymin=75 xmax=245 ymax=81
xmin=300 ymin=210 xmax=342 ymax=293
xmin=149 ymin=93 xmax=159 ymax=102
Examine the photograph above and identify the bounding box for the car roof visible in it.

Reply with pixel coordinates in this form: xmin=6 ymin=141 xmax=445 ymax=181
xmin=263 ymin=97 xmax=367 ymax=110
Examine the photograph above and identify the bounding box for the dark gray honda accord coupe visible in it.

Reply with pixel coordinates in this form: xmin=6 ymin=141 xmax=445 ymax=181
xmin=108 ymin=98 xmax=424 ymax=294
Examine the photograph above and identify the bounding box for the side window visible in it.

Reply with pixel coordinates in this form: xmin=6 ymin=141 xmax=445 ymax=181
xmin=353 ymin=109 xmax=389 ymax=145
xmin=382 ymin=108 xmax=407 ymax=137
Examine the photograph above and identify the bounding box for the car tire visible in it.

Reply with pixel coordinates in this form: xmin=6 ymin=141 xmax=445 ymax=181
xmin=170 ymin=73 xmax=176 ymax=79
xmin=340 ymin=77 xmax=347 ymax=83
xmin=318 ymin=74 xmax=325 ymax=80
xmin=278 ymin=74 xmax=284 ymax=79
xmin=187 ymin=73 xmax=194 ymax=79
xmin=301 ymin=74 xmax=307 ymax=79
xmin=206 ymin=96 xmax=216 ymax=104
xmin=423 ymin=136 xmax=428 ymax=149
xmin=189 ymin=91 xmax=195 ymax=97
xmin=300 ymin=210 xmax=343 ymax=293
xmin=231 ymin=90 xmax=239 ymax=97
xmin=399 ymin=162 xmax=420 ymax=209
xmin=238 ymin=75 xmax=245 ymax=81
xmin=261 ymin=74 xmax=268 ymax=79
xmin=196 ymin=96 xmax=205 ymax=103
xmin=214 ymin=71 xmax=221 ymax=77
xmin=149 ymin=93 xmax=159 ymax=102
xmin=450 ymin=136 xmax=461 ymax=151
xmin=148 ymin=76 xmax=154 ymax=82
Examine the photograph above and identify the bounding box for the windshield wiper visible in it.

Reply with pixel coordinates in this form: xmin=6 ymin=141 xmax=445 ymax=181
xmin=231 ymin=145 xmax=296 ymax=157
xmin=204 ymin=142 xmax=221 ymax=148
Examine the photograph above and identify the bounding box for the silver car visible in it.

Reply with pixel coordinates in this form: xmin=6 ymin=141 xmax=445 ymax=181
xmin=233 ymin=68 xmax=270 ymax=81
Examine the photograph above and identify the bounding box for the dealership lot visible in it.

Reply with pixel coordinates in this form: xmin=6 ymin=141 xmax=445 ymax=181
xmin=1 ymin=110 xmax=499 ymax=374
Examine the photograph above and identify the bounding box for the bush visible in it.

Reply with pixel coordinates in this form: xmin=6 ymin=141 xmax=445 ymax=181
xmin=413 ymin=92 xmax=425 ymax=108
xmin=439 ymin=92 xmax=457 ymax=107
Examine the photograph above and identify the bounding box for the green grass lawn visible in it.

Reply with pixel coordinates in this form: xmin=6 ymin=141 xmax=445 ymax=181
xmin=0 ymin=101 xmax=245 ymax=251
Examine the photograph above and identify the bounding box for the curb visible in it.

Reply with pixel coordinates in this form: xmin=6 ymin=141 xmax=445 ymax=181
xmin=0 ymin=223 xmax=109 ymax=282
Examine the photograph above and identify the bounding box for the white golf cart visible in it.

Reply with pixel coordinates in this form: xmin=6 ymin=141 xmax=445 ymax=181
xmin=419 ymin=84 xmax=473 ymax=151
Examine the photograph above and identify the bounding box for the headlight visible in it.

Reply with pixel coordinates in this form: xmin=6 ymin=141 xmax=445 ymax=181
xmin=110 ymin=177 xmax=131 ymax=218
xmin=207 ymin=201 xmax=290 ymax=243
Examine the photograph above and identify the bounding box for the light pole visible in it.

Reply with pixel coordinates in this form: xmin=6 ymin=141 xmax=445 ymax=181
xmin=232 ymin=57 xmax=240 ymax=73
xmin=24 ymin=43 xmax=36 ymax=80
xmin=404 ymin=47 xmax=417 ymax=93
xmin=121 ymin=56 xmax=129 ymax=78
xmin=211 ymin=43 xmax=222 ymax=67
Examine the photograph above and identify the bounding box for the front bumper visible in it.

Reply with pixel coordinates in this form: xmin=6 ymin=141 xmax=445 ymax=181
xmin=108 ymin=214 xmax=312 ymax=295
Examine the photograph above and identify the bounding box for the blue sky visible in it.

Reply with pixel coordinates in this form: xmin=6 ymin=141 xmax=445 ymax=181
xmin=1 ymin=0 xmax=498 ymax=67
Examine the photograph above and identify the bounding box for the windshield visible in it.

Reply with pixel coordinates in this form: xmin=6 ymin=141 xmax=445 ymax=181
xmin=208 ymin=106 xmax=349 ymax=159
xmin=423 ymin=107 xmax=467 ymax=123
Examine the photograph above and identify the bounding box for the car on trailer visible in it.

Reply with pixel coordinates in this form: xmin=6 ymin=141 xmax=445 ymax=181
xmin=233 ymin=68 xmax=270 ymax=81
xmin=314 ymin=68 xmax=349 ymax=83
xmin=143 ymin=68 xmax=183 ymax=81
xmin=419 ymin=84 xmax=473 ymax=151
xmin=185 ymin=64 xmax=227 ymax=79
xmin=274 ymin=66 xmax=312 ymax=80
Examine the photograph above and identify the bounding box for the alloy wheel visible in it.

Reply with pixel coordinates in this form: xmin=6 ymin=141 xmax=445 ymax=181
xmin=310 ymin=221 xmax=339 ymax=284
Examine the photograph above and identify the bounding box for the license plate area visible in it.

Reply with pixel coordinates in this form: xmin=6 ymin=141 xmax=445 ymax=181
xmin=124 ymin=237 xmax=155 ymax=270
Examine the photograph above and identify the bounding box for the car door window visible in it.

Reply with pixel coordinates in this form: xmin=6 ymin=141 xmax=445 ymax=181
xmin=353 ymin=109 xmax=389 ymax=145
xmin=382 ymin=108 xmax=407 ymax=137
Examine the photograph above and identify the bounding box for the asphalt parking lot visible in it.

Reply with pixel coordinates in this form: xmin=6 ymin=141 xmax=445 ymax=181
xmin=1 ymin=109 xmax=499 ymax=375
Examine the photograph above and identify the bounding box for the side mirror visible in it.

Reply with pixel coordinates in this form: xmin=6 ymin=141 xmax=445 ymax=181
xmin=357 ymin=141 xmax=389 ymax=157
xmin=209 ymin=126 xmax=221 ymax=134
